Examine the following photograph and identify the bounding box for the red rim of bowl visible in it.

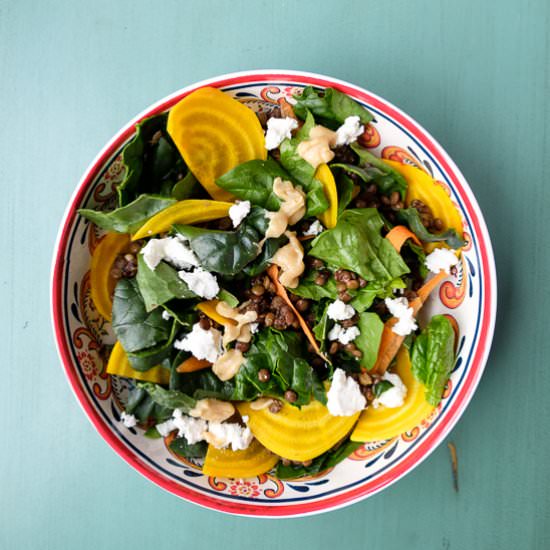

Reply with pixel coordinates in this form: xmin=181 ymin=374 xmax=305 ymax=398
xmin=50 ymin=70 xmax=497 ymax=517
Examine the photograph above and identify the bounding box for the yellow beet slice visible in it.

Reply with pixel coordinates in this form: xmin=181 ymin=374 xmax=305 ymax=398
xmin=90 ymin=232 xmax=131 ymax=320
xmin=238 ymin=399 xmax=360 ymax=462
xmin=351 ymin=348 xmax=435 ymax=442
xmin=132 ymin=199 xmax=232 ymax=240
xmin=196 ymin=300 xmax=237 ymax=327
xmin=315 ymin=163 xmax=338 ymax=228
xmin=167 ymin=87 xmax=267 ymax=200
xmin=202 ymin=439 xmax=279 ymax=478
xmin=106 ymin=341 xmax=170 ymax=384
xmin=384 ymin=160 xmax=463 ymax=244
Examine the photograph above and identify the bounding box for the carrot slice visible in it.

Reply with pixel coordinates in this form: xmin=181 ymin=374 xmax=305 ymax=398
xmin=371 ymin=270 xmax=448 ymax=375
xmin=176 ymin=356 xmax=212 ymax=373
xmin=267 ymin=264 xmax=322 ymax=356
xmin=385 ymin=225 xmax=421 ymax=251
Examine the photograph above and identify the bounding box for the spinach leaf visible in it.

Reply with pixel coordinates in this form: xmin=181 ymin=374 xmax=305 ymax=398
xmin=335 ymin=172 xmax=356 ymax=215
xmin=232 ymin=329 xmax=322 ymax=406
xmin=138 ymin=382 xmax=196 ymax=412
xmin=169 ymin=436 xmax=207 ymax=459
xmin=172 ymin=366 xmax=236 ymax=401
xmin=243 ymin=235 xmax=288 ymax=277
xmin=126 ymin=319 xmax=178 ymax=371
xmin=293 ymin=86 xmax=373 ymax=127
xmin=117 ymin=114 xmax=186 ymax=205
xmin=351 ymin=144 xmax=408 ymax=199
xmin=373 ymin=380 xmax=394 ymax=398
xmin=290 ymin=271 xmax=338 ymax=301
xmin=351 ymin=278 xmax=406 ymax=313
xmin=112 ymin=278 xmax=171 ymax=353
xmin=161 ymin=302 xmax=198 ymax=329
xmin=125 ymin=386 xmax=172 ymax=423
xmin=216 ymin=159 xmax=287 ymax=210
xmin=173 ymin=207 xmax=268 ymax=276
xmin=78 ymin=194 xmax=176 ymax=234
xmin=331 ymin=163 xmax=372 ymax=183
xmin=309 ymin=209 xmax=410 ymax=282
xmin=275 ymin=438 xmax=362 ymax=479
xmin=411 ymin=315 xmax=455 ymax=406
xmin=136 ymin=255 xmax=196 ymax=312
xmin=312 ymin=301 xmax=330 ymax=347
xmin=354 ymin=312 xmax=384 ymax=371
xmin=171 ymin=171 xmax=199 ymax=201
xmin=398 ymin=208 xmax=466 ymax=249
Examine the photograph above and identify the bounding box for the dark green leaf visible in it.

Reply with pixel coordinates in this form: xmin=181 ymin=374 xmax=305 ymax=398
xmin=144 ymin=426 xmax=163 ymax=439
xmin=78 ymin=194 xmax=176 ymax=233
xmin=354 ymin=312 xmax=384 ymax=371
xmin=138 ymin=382 xmax=196 ymax=412
xmin=173 ymin=207 xmax=268 ymax=275
xmin=335 ymin=172 xmax=356 ymax=215
xmin=275 ymin=438 xmax=362 ymax=479
xmin=351 ymin=144 xmax=408 ymax=199
xmin=169 ymin=436 xmax=207 ymax=459
xmin=125 ymin=386 xmax=172 ymax=423
xmin=398 ymin=208 xmax=466 ymax=249
xmin=309 ymin=209 xmax=410 ymax=282
xmin=136 ymin=255 xmax=196 ymax=312
xmin=216 ymin=159 xmax=287 ymax=210
xmin=293 ymin=86 xmax=373 ymax=126
xmin=112 ymin=278 xmax=171 ymax=353
xmin=117 ymin=114 xmax=186 ymax=205
xmin=126 ymin=319 xmax=178 ymax=371
xmin=411 ymin=315 xmax=456 ymax=406
xmin=171 ymin=171 xmax=199 ymax=200
xmin=243 ymin=235 xmax=288 ymax=276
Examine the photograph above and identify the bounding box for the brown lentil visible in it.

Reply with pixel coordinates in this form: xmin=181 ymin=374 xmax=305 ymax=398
xmin=257 ymin=368 xmax=271 ymax=382
xmin=358 ymin=372 xmax=372 ymax=385
xmin=329 ymin=342 xmax=340 ymax=355
xmin=433 ymin=218 xmax=444 ymax=231
xmin=269 ymin=399 xmax=283 ymax=413
xmin=358 ymin=277 xmax=367 ymax=288
xmin=390 ymin=191 xmax=400 ymax=205
xmin=295 ymin=299 xmax=310 ymax=312
xmin=251 ymin=284 xmax=265 ymax=296
xmin=235 ymin=341 xmax=250 ymax=353
xmin=284 ymin=389 xmax=298 ymax=403
xmin=338 ymin=291 xmax=353 ymax=303
xmin=198 ymin=317 xmax=211 ymax=331
xmin=264 ymin=312 xmax=275 ymax=327
xmin=346 ymin=279 xmax=360 ymax=290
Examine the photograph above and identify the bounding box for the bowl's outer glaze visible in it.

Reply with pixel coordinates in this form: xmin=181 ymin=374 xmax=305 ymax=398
xmin=51 ymin=70 xmax=496 ymax=517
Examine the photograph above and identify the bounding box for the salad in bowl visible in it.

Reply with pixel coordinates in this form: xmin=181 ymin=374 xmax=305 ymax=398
xmin=52 ymin=71 xmax=495 ymax=515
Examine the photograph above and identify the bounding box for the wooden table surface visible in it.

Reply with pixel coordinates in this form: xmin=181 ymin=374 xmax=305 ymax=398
xmin=1 ymin=0 xmax=549 ymax=548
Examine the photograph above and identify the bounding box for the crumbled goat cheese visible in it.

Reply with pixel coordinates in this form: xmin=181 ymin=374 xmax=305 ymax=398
xmin=385 ymin=297 xmax=418 ymax=336
xmin=264 ymin=116 xmax=299 ymax=150
xmin=372 ymin=372 xmax=408 ymax=409
xmin=249 ymin=322 xmax=259 ymax=334
xmin=335 ymin=115 xmax=365 ymax=146
xmin=174 ymin=323 xmax=223 ymax=363
xmin=425 ymin=247 xmax=459 ymax=274
xmin=141 ymin=237 xmax=199 ymax=270
xmin=155 ymin=418 xmax=176 ymax=437
xmin=327 ymin=368 xmax=366 ymax=416
xmin=120 ymin=412 xmax=137 ymax=428
xmin=206 ymin=421 xmax=253 ymax=451
xmin=228 ymin=200 xmax=251 ymax=227
xmin=328 ymin=324 xmax=361 ymax=345
xmin=178 ymin=267 xmax=220 ymax=299
xmin=172 ymin=409 xmax=208 ymax=443
xmin=327 ymin=299 xmax=356 ymax=321
xmin=303 ymin=219 xmax=324 ymax=237
xmin=161 ymin=310 xmax=172 ymax=321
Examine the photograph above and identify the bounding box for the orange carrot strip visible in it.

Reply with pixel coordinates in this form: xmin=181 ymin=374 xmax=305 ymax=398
xmin=267 ymin=265 xmax=322 ymax=356
xmin=371 ymin=270 xmax=448 ymax=375
xmin=386 ymin=225 xmax=421 ymax=251
xmin=176 ymin=357 xmax=212 ymax=373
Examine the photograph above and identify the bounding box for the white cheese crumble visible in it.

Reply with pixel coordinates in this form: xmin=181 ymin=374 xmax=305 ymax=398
xmin=141 ymin=237 xmax=199 ymax=270
xmin=155 ymin=418 xmax=176 ymax=437
xmin=206 ymin=421 xmax=254 ymax=451
xmin=161 ymin=310 xmax=172 ymax=321
xmin=178 ymin=267 xmax=220 ymax=299
xmin=385 ymin=297 xmax=418 ymax=336
xmin=120 ymin=411 xmax=137 ymax=428
xmin=172 ymin=408 xmax=208 ymax=443
xmin=335 ymin=115 xmax=365 ymax=146
xmin=303 ymin=219 xmax=324 ymax=237
xmin=174 ymin=323 xmax=223 ymax=363
xmin=228 ymin=200 xmax=251 ymax=228
xmin=327 ymin=299 xmax=356 ymax=321
xmin=265 ymin=116 xmax=299 ymax=150
xmin=372 ymin=372 xmax=408 ymax=409
xmin=425 ymin=247 xmax=459 ymax=274
xmin=326 ymin=368 xmax=366 ymax=416
xmin=249 ymin=322 xmax=259 ymax=334
xmin=328 ymin=324 xmax=360 ymax=345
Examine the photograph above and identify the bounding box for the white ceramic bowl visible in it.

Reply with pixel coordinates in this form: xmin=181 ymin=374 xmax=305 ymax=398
xmin=51 ymin=70 xmax=496 ymax=517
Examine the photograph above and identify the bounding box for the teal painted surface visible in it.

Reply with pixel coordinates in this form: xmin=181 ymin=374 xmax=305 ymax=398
xmin=1 ymin=0 xmax=548 ymax=548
